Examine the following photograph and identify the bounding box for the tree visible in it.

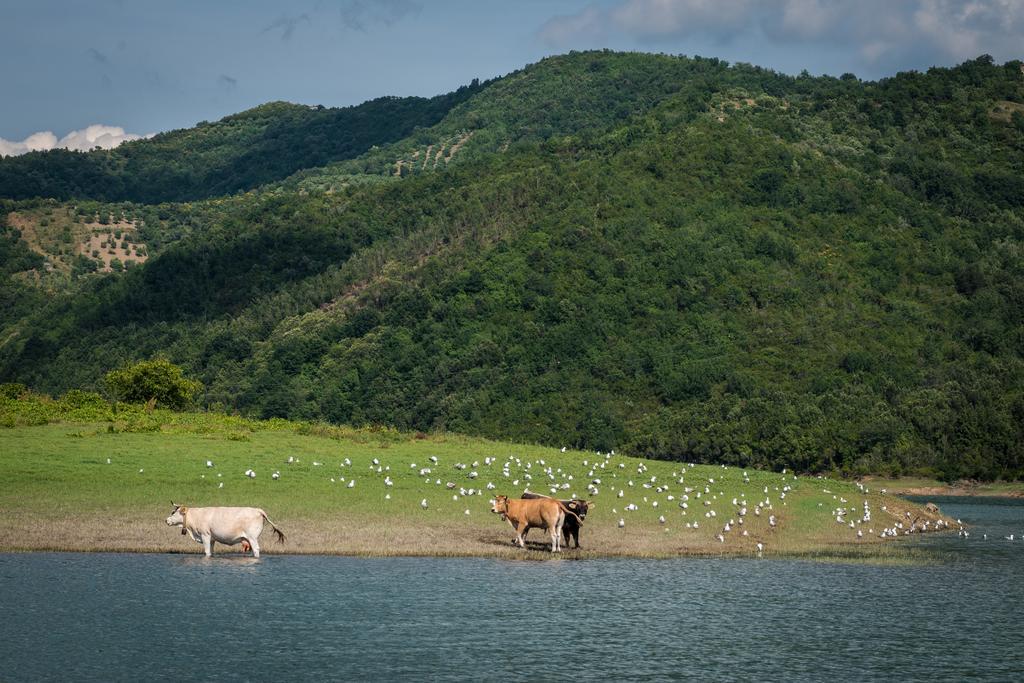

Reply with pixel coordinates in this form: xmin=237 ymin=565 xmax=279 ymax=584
xmin=104 ymin=358 xmax=202 ymax=409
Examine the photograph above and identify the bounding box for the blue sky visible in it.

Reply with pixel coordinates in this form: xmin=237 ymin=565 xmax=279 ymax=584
xmin=2 ymin=0 xmax=1023 ymax=147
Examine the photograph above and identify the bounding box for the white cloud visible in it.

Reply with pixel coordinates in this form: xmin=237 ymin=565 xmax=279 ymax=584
xmin=776 ymin=0 xmax=839 ymax=40
xmin=537 ymin=0 xmax=1024 ymax=72
xmin=610 ymin=0 xmax=755 ymax=39
xmin=539 ymin=5 xmax=607 ymax=46
xmin=0 ymin=125 xmax=153 ymax=157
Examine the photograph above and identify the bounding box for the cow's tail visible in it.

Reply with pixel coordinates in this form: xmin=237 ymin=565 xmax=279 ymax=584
xmin=558 ymin=502 xmax=583 ymax=525
xmin=261 ymin=511 xmax=286 ymax=544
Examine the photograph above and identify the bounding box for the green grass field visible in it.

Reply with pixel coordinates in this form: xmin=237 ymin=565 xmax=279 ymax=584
xmin=0 ymin=393 xmax=956 ymax=559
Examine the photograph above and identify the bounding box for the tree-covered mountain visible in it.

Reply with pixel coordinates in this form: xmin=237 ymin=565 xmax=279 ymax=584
xmin=0 ymin=82 xmax=485 ymax=204
xmin=2 ymin=51 xmax=1023 ymax=481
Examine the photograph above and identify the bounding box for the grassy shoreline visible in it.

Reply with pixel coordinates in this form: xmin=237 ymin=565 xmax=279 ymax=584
xmin=0 ymin=396 xmax=964 ymax=561
xmin=861 ymin=476 xmax=1024 ymax=498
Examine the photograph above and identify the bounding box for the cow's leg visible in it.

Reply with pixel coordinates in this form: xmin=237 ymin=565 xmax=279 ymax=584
xmin=573 ymin=527 xmax=581 ymax=549
xmin=552 ymin=511 xmax=565 ymax=552
xmin=506 ymin=519 xmax=520 ymax=546
xmin=249 ymin=537 xmax=261 ymax=559
xmin=515 ymin=521 xmax=529 ymax=548
xmin=202 ymin=534 xmax=213 ymax=558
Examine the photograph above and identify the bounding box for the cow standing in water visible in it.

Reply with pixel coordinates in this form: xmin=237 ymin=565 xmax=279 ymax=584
xmin=165 ymin=504 xmax=285 ymax=558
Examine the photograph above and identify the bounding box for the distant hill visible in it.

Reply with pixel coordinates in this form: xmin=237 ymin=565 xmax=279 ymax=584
xmin=2 ymin=51 xmax=1023 ymax=481
xmin=0 ymin=84 xmax=484 ymax=203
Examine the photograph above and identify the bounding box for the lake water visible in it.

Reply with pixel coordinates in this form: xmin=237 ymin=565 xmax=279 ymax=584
xmin=1 ymin=496 xmax=1021 ymax=682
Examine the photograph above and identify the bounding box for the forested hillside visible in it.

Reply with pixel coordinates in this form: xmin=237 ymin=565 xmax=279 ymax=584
xmin=0 ymin=82 xmax=485 ymax=203
xmin=2 ymin=51 xmax=1023 ymax=481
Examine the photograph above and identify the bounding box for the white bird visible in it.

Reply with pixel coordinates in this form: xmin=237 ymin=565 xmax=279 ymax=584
xmin=421 ymin=499 xmax=429 ymax=509
xmin=206 ymin=460 xmax=213 ymax=468
xmin=464 ymin=509 xmax=471 ymax=515
xmin=218 ymin=482 xmax=223 ymax=489
xmin=347 ymin=480 xmax=355 ymax=488
xmin=106 ymin=458 xmax=111 ymax=464
xmin=138 ymin=468 xmax=144 ymax=473
xmin=756 ymin=542 xmax=764 ymax=552
xmin=272 ymin=471 xmax=280 ymax=480
xmin=618 ymin=518 xmax=625 ymax=528
xmin=385 ymin=493 xmax=391 ymax=500
xmin=658 ymin=515 xmax=666 ymax=524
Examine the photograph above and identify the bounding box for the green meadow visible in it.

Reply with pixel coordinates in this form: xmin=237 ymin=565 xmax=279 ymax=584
xmin=0 ymin=393 xmax=953 ymax=559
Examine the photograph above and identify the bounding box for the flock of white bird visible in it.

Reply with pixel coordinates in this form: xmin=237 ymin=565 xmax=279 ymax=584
xmin=139 ymin=446 xmax=1018 ymax=550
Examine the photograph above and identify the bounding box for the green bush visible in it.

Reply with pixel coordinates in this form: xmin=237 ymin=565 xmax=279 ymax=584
xmin=0 ymin=383 xmax=28 ymax=399
xmin=60 ymin=389 xmax=107 ymax=409
xmin=104 ymin=358 xmax=203 ymax=410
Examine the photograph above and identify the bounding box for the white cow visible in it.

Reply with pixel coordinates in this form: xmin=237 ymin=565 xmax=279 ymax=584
xmin=165 ymin=503 xmax=285 ymax=558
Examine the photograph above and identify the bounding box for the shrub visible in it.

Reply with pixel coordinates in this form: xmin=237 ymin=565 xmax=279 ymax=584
xmin=104 ymin=358 xmax=203 ymax=410
xmin=60 ymin=389 xmax=108 ymax=409
xmin=0 ymin=383 xmax=28 ymax=399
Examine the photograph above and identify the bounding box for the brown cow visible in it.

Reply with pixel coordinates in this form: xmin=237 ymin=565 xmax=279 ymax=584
xmin=521 ymin=492 xmax=592 ymax=549
xmin=491 ymin=494 xmax=581 ymax=552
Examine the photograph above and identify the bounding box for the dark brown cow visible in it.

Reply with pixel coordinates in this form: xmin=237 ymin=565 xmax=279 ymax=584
xmin=521 ymin=492 xmax=592 ymax=549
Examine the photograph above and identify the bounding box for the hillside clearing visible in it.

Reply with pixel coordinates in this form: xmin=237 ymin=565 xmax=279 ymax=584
xmin=0 ymin=399 xmax=955 ymax=559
